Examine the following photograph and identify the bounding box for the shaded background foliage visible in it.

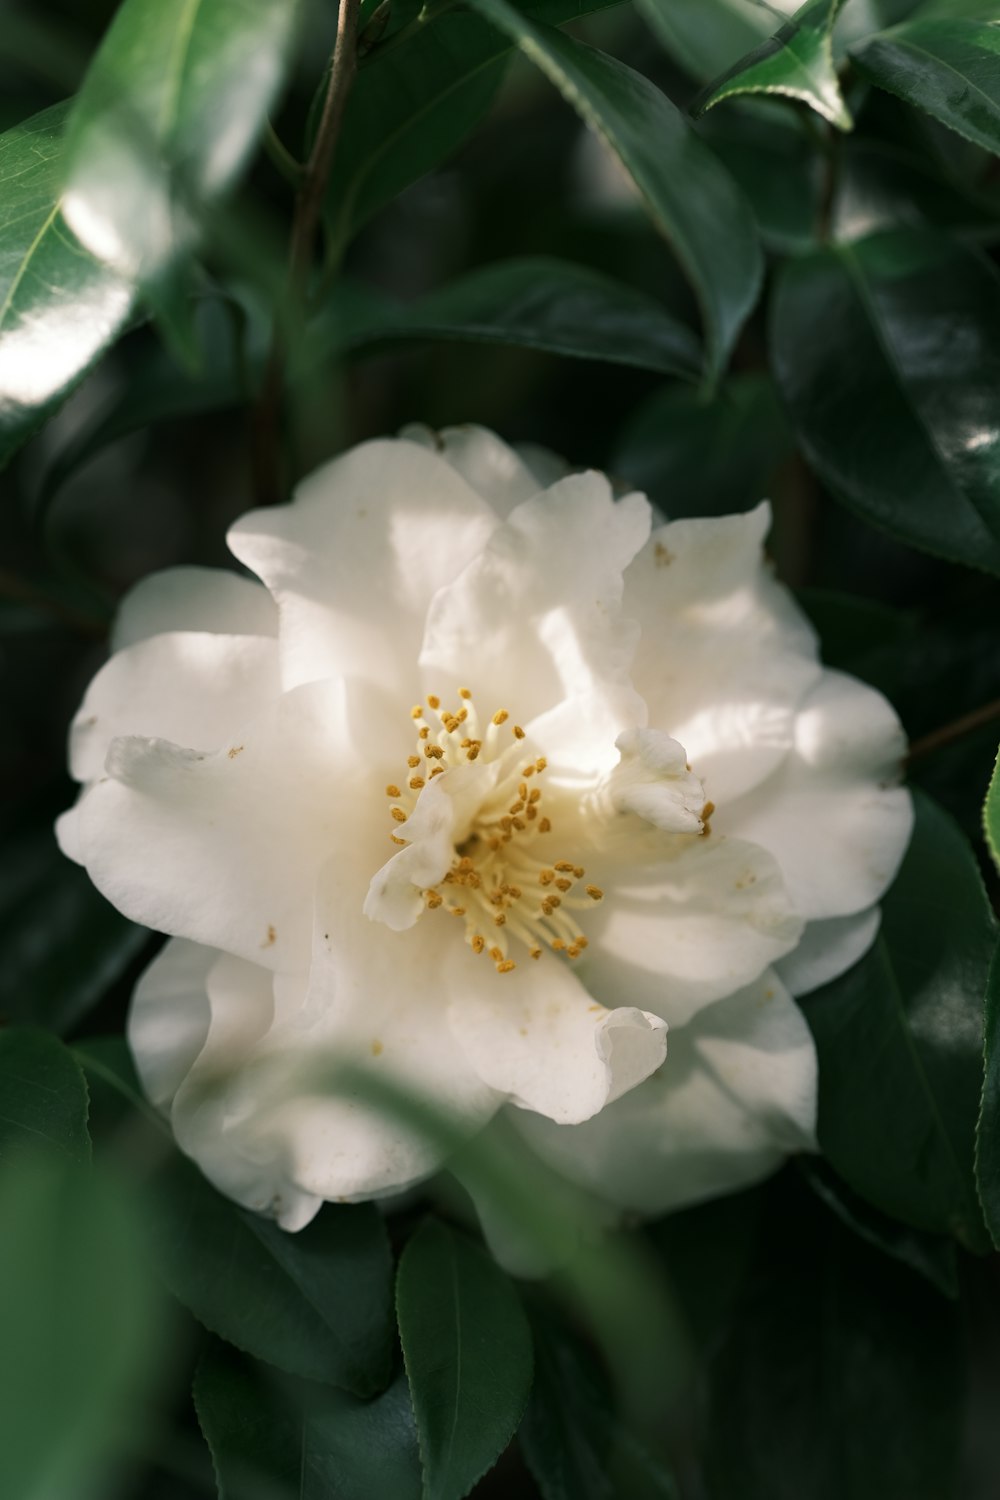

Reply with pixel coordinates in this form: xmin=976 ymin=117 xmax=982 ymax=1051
xmin=2 ymin=0 xmax=1000 ymax=1496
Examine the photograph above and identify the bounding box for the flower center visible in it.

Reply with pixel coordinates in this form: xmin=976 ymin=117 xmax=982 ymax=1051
xmin=381 ymin=691 xmax=602 ymax=976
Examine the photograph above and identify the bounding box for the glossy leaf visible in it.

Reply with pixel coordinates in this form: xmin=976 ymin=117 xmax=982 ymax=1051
xmin=462 ymin=0 xmax=762 ymax=381
xmin=772 ymin=229 xmax=1000 ymax=575
xmin=154 ymin=1152 xmax=394 ymax=1393
xmin=0 ymin=103 xmax=132 ymax=470
xmin=853 ymin=19 xmax=1000 ymax=158
xmin=320 ymin=258 xmax=701 ymax=378
xmin=804 ymin=791 xmax=995 ymax=1252
xmin=695 ymin=0 xmax=853 ymax=131
xmin=326 ymin=0 xmax=622 ymax=250
xmin=612 ymin=373 xmax=792 ymax=519
xmin=707 ymin=1176 xmax=964 ymax=1500
xmin=0 ymin=1028 xmax=90 ymax=1165
xmin=397 ymin=1218 xmax=533 ymax=1500
xmin=986 ymin=747 xmax=1000 ymax=874
xmin=976 ymin=941 xmax=1000 ymax=1249
xmin=0 ymin=1155 xmax=162 ymax=1500
xmin=194 ymin=1341 xmax=422 ymax=1500
xmin=0 ymin=827 xmax=149 ymax=1034
xmin=62 ymin=0 xmax=303 ymax=284
xmin=697 ymin=98 xmax=822 ymax=256
xmin=831 ymin=138 xmax=1000 ymax=243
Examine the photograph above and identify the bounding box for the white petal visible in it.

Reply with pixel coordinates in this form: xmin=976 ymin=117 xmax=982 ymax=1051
xmin=720 ymin=670 xmax=913 ymax=919
xmin=625 ymin=505 xmax=821 ymax=804
xmin=55 ymin=798 xmax=86 ymax=864
xmin=128 ymin=938 xmax=214 ymax=1111
xmin=421 ymin=471 xmax=651 ymax=738
xmin=112 ymin=565 xmax=277 ymax=651
xmin=776 ymin=907 xmax=881 ymax=997
xmin=583 ymin=836 xmax=803 ymax=1026
xmin=603 ymin=727 xmax=706 ymax=833
xmin=227 ymin=438 xmax=498 ymax=693
xmin=512 ymin=969 xmax=817 ymax=1214
xmin=68 ymin=631 xmax=280 ymax=783
xmin=399 ymin=423 xmax=545 ymax=516
xmin=75 ymin=679 xmax=384 ymax=973
xmin=445 ymin=943 xmax=667 ymax=1125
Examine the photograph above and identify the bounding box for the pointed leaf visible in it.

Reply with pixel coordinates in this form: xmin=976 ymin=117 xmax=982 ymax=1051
xmin=803 ymin=790 xmax=995 ymax=1252
xmin=695 ymin=0 xmax=853 ymax=130
xmin=853 ymin=19 xmax=1000 ymax=158
xmin=62 ymin=0 xmax=303 ymax=285
xmin=397 ymin=1218 xmax=533 ymax=1500
xmin=772 ymin=229 xmax=1000 ymax=575
xmin=0 ymin=103 xmax=133 ymax=469
xmin=985 ymin=747 xmax=1000 ymax=874
xmin=0 ymin=1028 xmax=90 ymax=1165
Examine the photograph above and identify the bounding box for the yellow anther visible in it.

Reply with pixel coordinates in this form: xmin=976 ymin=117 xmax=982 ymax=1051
xmin=492 ymin=709 xmax=509 ymax=725
xmin=426 ymin=891 xmax=443 ymax=909
xmin=450 ymin=906 xmax=466 ymax=917
xmin=530 ymin=948 xmax=542 ymax=960
xmin=496 ymin=960 xmax=516 ymax=974
xmin=429 ymin=766 xmax=445 ymax=778
xmin=407 ymin=755 xmax=421 ymax=768
xmin=538 ymin=818 xmax=551 ymax=833
xmin=467 ymin=745 xmax=481 ymax=761
xmin=551 ymin=939 xmax=566 ymax=951
xmin=567 ymin=944 xmax=580 ymax=958
xmin=548 ymin=895 xmax=562 ymax=909
xmin=385 ymin=784 xmax=402 ymax=798
xmin=411 ymin=705 xmax=423 ymax=719
xmin=535 ymin=757 xmax=547 ymax=771
xmin=539 ymin=870 xmax=555 ymax=886
xmin=513 ymin=725 xmax=526 ymax=739
xmin=424 ymin=744 xmax=444 ymax=759
xmin=555 ymin=878 xmax=572 ymax=892
xmin=506 ymin=885 xmax=522 ymax=899
xmin=576 ymin=936 xmax=589 ymax=950
xmin=586 ymin=885 xmax=604 ymax=901
xmin=574 ymin=866 xmax=584 ymax=878
xmin=409 ymin=776 xmax=426 ymax=790
xmin=390 ymin=807 xmax=407 ymax=823
xmin=443 ymin=715 xmax=459 ymax=732
xmin=519 ymin=783 xmax=528 ymax=799
xmin=554 ymin=862 xmax=575 ymax=872
xmin=509 ymin=800 xmax=525 ymax=814
xmin=529 ymin=788 xmax=541 ymax=803
xmin=494 ymin=913 xmax=507 ymax=926
xmin=525 ymin=806 xmax=538 ymax=821
xmin=522 ymin=764 xmax=535 ymax=777
xmin=512 ymin=817 xmax=526 ymax=831
xmin=419 ymin=726 xmax=430 ymax=739
xmin=390 ymin=834 xmax=407 ymax=845
xmin=427 ymin=695 xmax=441 ymax=710
xmin=472 ymin=935 xmax=486 ymax=954
xmin=489 ymin=946 xmax=503 ymax=963
xmin=457 ymin=708 xmax=468 ymax=722
xmin=459 ymin=687 xmax=472 ymax=699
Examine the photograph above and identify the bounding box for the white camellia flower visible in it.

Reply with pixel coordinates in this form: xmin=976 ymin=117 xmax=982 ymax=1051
xmin=58 ymin=425 xmax=912 ymax=1232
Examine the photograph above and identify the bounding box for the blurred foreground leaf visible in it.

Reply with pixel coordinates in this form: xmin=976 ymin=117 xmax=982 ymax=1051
xmin=195 ymin=1341 xmax=421 ymax=1500
xmin=772 ymin=229 xmax=1000 ymax=575
xmin=804 ymin=790 xmax=995 ymax=1251
xmin=695 ymin=0 xmax=853 ymax=131
xmin=462 ymin=0 xmax=763 ymax=382
xmin=0 ymin=103 xmax=132 ymax=471
xmin=853 ymin=19 xmax=1000 ymax=158
xmin=635 ymin=0 xmax=777 ymax=82
xmin=0 ymin=1028 xmax=90 ymax=1165
xmin=0 ymin=1154 xmax=162 ymax=1500
xmin=397 ymin=1217 xmax=533 ymax=1500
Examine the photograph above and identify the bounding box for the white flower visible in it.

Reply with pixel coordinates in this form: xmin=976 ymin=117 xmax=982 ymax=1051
xmin=57 ymin=425 xmax=912 ymax=1231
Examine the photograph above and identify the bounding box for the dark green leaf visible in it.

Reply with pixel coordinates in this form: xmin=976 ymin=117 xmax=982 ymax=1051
xmin=612 ymin=373 xmax=792 ymax=518
xmin=985 ymin=747 xmax=1000 ymax=873
xmin=976 ymin=940 xmax=1000 ymax=1249
xmin=853 ymin=19 xmax=1000 ymax=158
xmin=0 ymin=103 xmax=132 ymax=469
xmin=804 ymin=790 xmax=995 ymax=1252
xmin=831 ymin=138 xmax=1000 ymax=243
xmin=0 ymin=1154 xmax=163 ymax=1500
xmin=634 ymin=0 xmax=778 ymax=83
xmin=319 ymin=258 xmax=701 ymax=378
xmin=706 ymin=1175 xmax=964 ymax=1500
xmin=695 ymin=0 xmax=853 ymax=131
xmin=0 ymin=1027 xmax=90 ymax=1165
xmin=697 ymin=99 xmax=822 ymax=256
xmin=397 ymin=1218 xmax=533 ymax=1500
xmin=194 ymin=1341 xmax=422 ymax=1500
xmin=799 ymin=1158 xmax=959 ymax=1298
xmin=154 ymin=1152 xmax=394 ymax=1394
xmin=63 ymin=0 xmax=303 ymax=284
xmin=520 ymin=1308 xmax=678 ymax=1500
xmin=772 ymin=229 xmax=1000 ymax=574
xmin=0 ymin=827 xmax=149 ymax=1034
xmin=461 ymin=0 xmax=762 ymax=382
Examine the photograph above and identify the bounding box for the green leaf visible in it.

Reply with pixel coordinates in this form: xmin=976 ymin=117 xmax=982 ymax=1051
xmin=0 ymin=1154 xmax=163 ymax=1500
xmin=635 ymin=0 xmax=780 ymax=83
xmin=853 ymin=19 xmax=1000 ymax=158
xmin=326 ymin=0 xmax=622 ymax=250
xmin=0 ymin=103 xmax=133 ymax=470
xmin=0 ymin=827 xmax=149 ymax=1034
xmin=771 ymin=229 xmax=1000 ymax=575
xmin=612 ymin=373 xmax=792 ymax=519
xmin=461 ymin=0 xmax=763 ymax=382
xmin=985 ymin=747 xmax=1000 ymax=873
xmin=154 ymin=1151 xmax=394 ymax=1394
xmin=194 ymin=1341 xmax=422 ymax=1500
xmin=804 ymin=790 xmax=995 ymax=1252
xmin=0 ymin=1028 xmax=90 ymax=1165
xmin=396 ymin=1218 xmax=533 ymax=1500
xmin=697 ymin=98 xmax=822 ymax=256
xmin=831 ymin=138 xmax=1000 ymax=243
xmin=519 ymin=1308 xmax=678 ymax=1500
xmin=976 ymin=940 xmax=1000 ymax=1248
xmin=62 ymin=0 xmax=303 ymax=285
xmin=318 ymin=258 xmax=701 ymax=379
xmin=706 ymin=1175 xmax=964 ymax=1500
xmin=695 ymin=0 xmax=853 ymax=131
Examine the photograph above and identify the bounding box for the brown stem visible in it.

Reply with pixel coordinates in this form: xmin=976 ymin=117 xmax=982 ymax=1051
xmin=906 ymin=698 xmax=1000 ymax=766
xmin=251 ymin=0 xmax=362 ymax=507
